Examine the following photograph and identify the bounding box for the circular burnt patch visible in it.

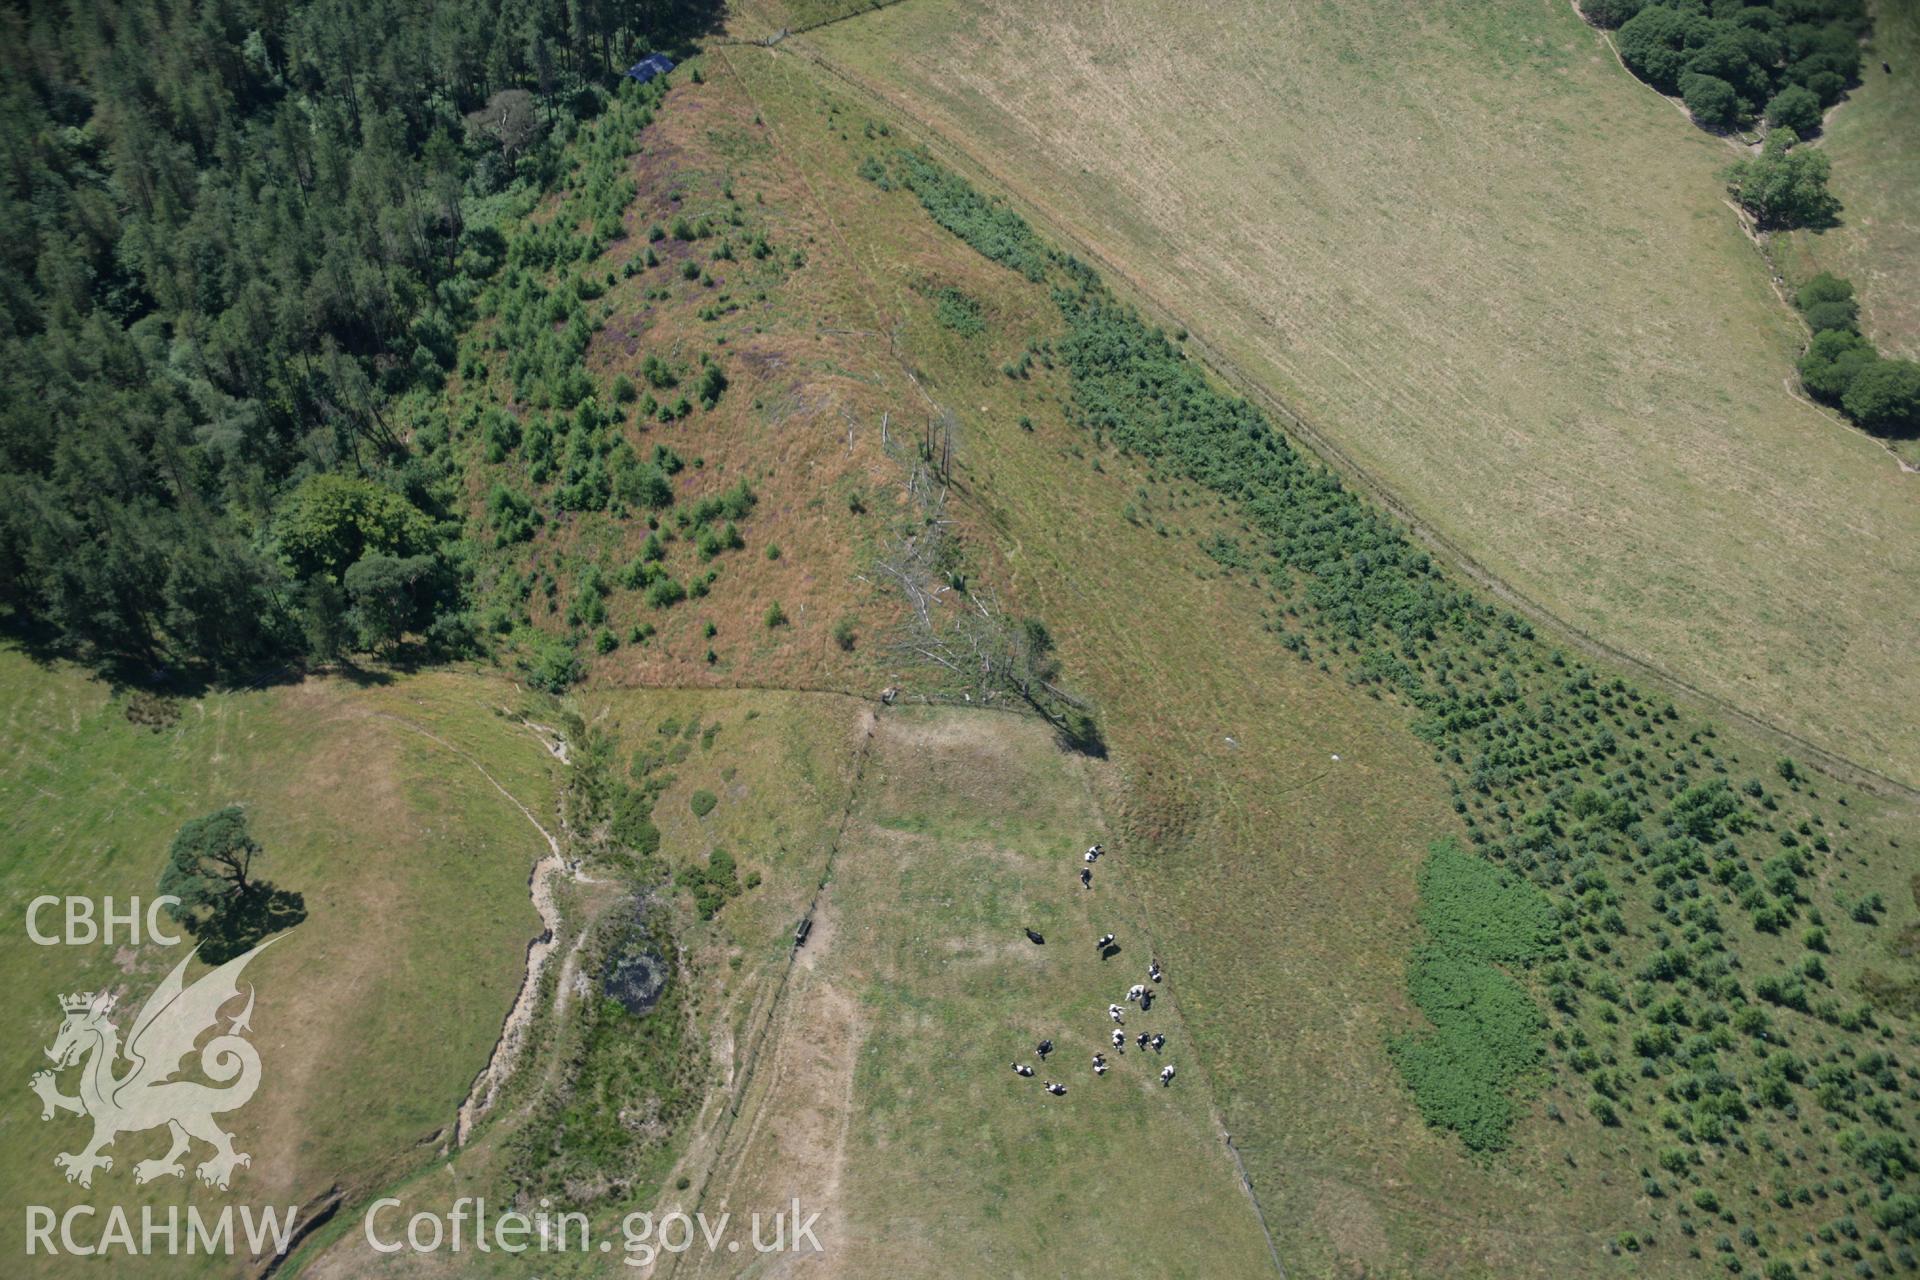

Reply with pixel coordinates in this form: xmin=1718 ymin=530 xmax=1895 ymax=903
xmin=604 ymin=948 xmax=669 ymax=1015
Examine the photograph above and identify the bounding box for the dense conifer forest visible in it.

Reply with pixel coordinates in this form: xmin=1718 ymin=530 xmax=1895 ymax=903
xmin=0 ymin=0 xmax=716 ymax=677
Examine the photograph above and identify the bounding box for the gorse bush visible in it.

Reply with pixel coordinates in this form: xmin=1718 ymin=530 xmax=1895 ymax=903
xmin=1800 ymin=328 xmax=1879 ymax=400
xmin=676 ymin=846 xmax=742 ymax=919
xmin=515 ymin=628 xmax=583 ymax=694
xmin=1580 ymin=0 xmax=1646 ymax=27
xmin=933 ymin=287 xmax=986 ymax=336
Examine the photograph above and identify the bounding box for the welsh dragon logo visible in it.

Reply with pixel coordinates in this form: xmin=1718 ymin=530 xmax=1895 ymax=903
xmin=30 ymin=940 xmax=274 ymax=1191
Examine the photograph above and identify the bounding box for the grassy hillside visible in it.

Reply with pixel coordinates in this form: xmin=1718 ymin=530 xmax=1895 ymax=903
xmin=790 ymin=0 xmax=1920 ymax=787
xmin=436 ymin=54 xmax=920 ymax=702
xmin=1778 ymin=0 xmax=1920 ymax=360
xmin=709 ymin=46 xmax=1920 ymax=1275
xmin=683 ymin=706 xmax=1277 ymax=1278
xmin=704 ymin=46 xmax=1617 ymax=1273
xmin=0 ymin=652 xmax=560 ymax=1276
xmin=9 ymin=18 xmax=1915 ymax=1278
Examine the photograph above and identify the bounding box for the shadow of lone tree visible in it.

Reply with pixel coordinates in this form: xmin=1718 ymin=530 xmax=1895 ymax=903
xmin=159 ymin=807 xmax=306 ymax=964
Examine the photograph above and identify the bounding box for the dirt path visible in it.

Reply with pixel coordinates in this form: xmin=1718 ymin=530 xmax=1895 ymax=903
xmin=657 ymin=704 xmax=880 ymax=1280
xmin=678 ymin=896 xmax=862 ymax=1279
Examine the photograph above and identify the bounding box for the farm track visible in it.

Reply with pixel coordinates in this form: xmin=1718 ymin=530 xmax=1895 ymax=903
xmin=761 ymin=26 xmax=1920 ymax=806
xmin=655 ymin=697 xmax=879 ymax=1280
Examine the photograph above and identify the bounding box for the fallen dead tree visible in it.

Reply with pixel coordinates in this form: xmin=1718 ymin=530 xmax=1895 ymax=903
xmin=872 ymin=416 xmax=1103 ymax=755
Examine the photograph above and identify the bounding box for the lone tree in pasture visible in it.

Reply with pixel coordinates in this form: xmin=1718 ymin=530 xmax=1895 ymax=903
xmin=162 ymin=807 xmax=261 ymax=908
xmin=160 ymin=807 xmax=307 ymax=961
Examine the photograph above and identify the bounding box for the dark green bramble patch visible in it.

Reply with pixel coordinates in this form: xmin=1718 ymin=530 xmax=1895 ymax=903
xmin=1389 ymin=840 xmax=1556 ymax=1150
xmin=933 ymin=287 xmax=985 ymax=337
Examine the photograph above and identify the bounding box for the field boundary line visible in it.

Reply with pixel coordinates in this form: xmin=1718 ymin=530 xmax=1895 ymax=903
xmin=772 ymin=28 xmax=1920 ymax=804
xmin=713 ymin=0 xmax=912 ymax=48
xmin=1076 ymin=769 xmax=1289 ymax=1278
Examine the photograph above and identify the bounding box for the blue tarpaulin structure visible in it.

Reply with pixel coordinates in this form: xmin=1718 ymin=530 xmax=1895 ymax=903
xmin=625 ymin=54 xmax=675 ymax=84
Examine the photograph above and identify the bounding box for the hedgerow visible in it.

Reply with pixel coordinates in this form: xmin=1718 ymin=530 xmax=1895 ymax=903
xmin=897 ymin=152 xmax=1053 ymax=281
xmin=1792 ymin=274 xmax=1920 ymax=437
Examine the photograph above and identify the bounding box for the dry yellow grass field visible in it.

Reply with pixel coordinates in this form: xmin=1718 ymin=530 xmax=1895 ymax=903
xmin=787 ymin=0 xmax=1920 ymax=787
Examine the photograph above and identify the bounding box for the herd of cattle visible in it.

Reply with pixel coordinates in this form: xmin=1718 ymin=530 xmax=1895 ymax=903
xmin=1015 ymin=844 xmax=1175 ymax=1097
